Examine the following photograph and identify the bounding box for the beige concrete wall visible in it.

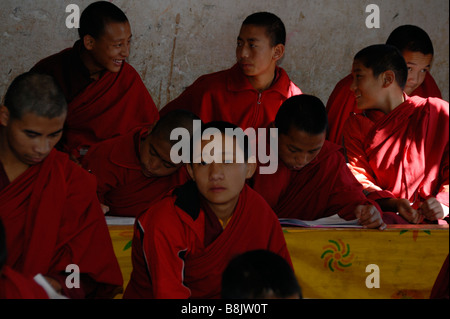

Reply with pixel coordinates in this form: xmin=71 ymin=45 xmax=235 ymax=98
xmin=1 ymin=0 xmax=448 ymax=108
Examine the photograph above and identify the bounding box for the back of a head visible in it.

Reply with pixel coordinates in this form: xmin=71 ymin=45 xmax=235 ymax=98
xmin=3 ymin=72 xmax=67 ymax=120
xmin=151 ymin=109 xmax=200 ymax=146
xmin=386 ymin=25 xmax=434 ymax=55
xmin=242 ymin=12 xmax=286 ymax=46
xmin=221 ymin=249 xmax=302 ymax=299
xmin=78 ymin=1 xmax=128 ymax=40
xmin=354 ymin=44 xmax=408 ymax=90
xmin=275 ymin=94 xmax=328 ymax=136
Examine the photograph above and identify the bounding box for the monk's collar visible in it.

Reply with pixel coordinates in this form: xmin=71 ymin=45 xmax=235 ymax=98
xmin=227 ymin=64 xmax=288 ymax=97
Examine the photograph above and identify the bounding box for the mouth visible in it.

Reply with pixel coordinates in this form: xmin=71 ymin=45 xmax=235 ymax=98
xmin=113 ymin=59 xmax=124 ymax=67
xmin=291 ymin=165 xmax=304 ymax=171
xmin=28 ymin=156 xmax=45 ymax=164
xmin=209 ymin=186 xmax=226 ymax=193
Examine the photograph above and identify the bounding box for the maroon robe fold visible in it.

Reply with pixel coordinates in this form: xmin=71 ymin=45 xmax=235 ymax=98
xmin=0 ymin=149 xmax=123 ymax=298
xmin=343 ymin=95 xmax=449 ymax=212
xmin=251 ymin=141 xmax=380 ymax=221
xmin=31 ymin=41 xmax=159 ymax=157
xmin=81 ymin=127 xmax=190 ymax=217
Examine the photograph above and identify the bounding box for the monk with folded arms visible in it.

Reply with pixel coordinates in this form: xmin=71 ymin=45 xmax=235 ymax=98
xmin=343 ymin=44 xmax=449 ymax=224
xmin=31 ymin=1 xmax=159 ymax=159
xmin=326 ymin=25 xmax=442 ymax=145
xmin=124 ymin=121 xmax=292 ymax=298
xmin=0 ymin=72 xmax=123 ymax=298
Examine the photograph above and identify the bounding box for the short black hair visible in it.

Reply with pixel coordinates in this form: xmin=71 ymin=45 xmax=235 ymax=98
xmin=3 ymin=72 xmax=67 ymax=120
xmin=275 ymin=94 xmax=328 ymax=136
xmin=386 ymin=25 xmax=434 ymax=56
xmin=242 ymin=12 xmax=286 ymax=46
xmin=151 ymin=110 xmax=201 ymax=146
xmin=78 ymin=1 xmax=128 ymax=40
xmin=354 ymin=44 xmax=408 ymax=90
xmin=190 ymin=121 xmax=250 ymax=163
xmin=221 ymin=250 xmax=302 ymax=299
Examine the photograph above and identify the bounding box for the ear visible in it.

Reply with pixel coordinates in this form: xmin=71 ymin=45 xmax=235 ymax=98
xmin=83 ymin=35 xmax=96 ymax=51
xmin=245 ymin=162 xmax=257 ymax=179
xmin=0 ymin=105 xmax=10 ymax=127
xmin=381 ymin=70 xmax=396 ymax=88
xmin=273 ymin=44 xmax=285 ymax=62
xmin=186 ymin=164 xmax=195 ymax=181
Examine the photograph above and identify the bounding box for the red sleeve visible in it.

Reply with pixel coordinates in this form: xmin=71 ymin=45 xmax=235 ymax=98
xmin=159 ymin=76 xmax=206 ymax=118
xmin=326 ymin=151 xmax=380 ymax=220
xmin=343 ymin=114 xmax=395 ymax=200
xmin=326 ymin=74 xmax=359 ymax=144
xmin=126 ymin=199 xmax=193 ymax=299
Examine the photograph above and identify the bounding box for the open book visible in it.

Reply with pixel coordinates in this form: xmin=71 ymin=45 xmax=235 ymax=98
xmin=279 ymin=214 xmax=362 ymax=228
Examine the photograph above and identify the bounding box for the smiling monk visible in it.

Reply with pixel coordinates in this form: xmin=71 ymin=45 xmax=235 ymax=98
xmin=159 ymin=12 xmax=301 ymax=130
xmin=30 ymin=1 xmax=158 ymax=160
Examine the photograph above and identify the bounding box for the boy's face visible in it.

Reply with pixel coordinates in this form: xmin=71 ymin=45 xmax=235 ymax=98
xmin=402 ymin=50 xmax=433 ymax=95
xmin=84 ymin=21 xmax=132 ymax=73
xmin=278 ymin=128 xmax=325 ymax=171
xmin=187 ymin=133 xmax=256 ymax=208
xmin=139 ymin=132 xmax=180 ymax=177
xmin=350 ymin=60 xmax=385 ymax=110
xmin=1 ymin=110 xmax=65 ymax=166
xmin=236 ymin=24 xmax=282 ymax=79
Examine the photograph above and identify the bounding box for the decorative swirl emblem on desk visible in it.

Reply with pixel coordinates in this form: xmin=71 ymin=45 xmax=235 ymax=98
xmin=321 ymin=239 xmax=354 ymax=272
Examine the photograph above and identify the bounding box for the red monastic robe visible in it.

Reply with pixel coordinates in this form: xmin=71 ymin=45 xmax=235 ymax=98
xmin=326 ymin=72 xmax=442 ymax=144
xmin=159 ymin=64 xmax=302 ymax=130
xmin=81 ymin=127 xmax=190 ymax=217
xmin=343 ymin=95 xmax=449 ymax=212
xmin=0 ymin=149 xmax=123 ymax=298
xmin=123 ymin=182 xmax=292 ymax=299
xmin=251 ymin=141 xmax=381 ymax=221
xmin=430 ymin=255 xmax=449 ymax=299
xmin=0 ymin=266 xmax=49 ymax=299
xmin=31 ymin=41 xmax=159 ymax=158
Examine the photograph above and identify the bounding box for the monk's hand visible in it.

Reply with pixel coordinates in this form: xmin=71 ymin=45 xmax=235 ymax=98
xmin=396 ymin=198 xmax=423 ymax=224
xmin=355 ymin=205 xmax=386 ymax=230
xmin=101 ymin=204 xmax=110 ymax=214
xmin=43 ymin=276 xmax=63 ymax=294
xmin=418 ymin=197 xmax=445 ymax=221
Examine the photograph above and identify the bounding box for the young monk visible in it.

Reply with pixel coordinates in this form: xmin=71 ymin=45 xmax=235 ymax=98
xmin=343 ymin=44 xmax=449 ymax=224
xmin=123 ymin=121 xmax=292 ymax=299
xmin=159 ymin=12 xmax=301 ymax=130
xmin=81 ymin=110 xmax=199 ymax=217
xmin=0 ymin=72 xmax=123 ymax=298
xmin=251 ymin=94 xmax=387 ymax=228
xmin=326 ymin=25 xmax=442 ymax=145
xmin=30 ymin=1 xmax=159 ymax=159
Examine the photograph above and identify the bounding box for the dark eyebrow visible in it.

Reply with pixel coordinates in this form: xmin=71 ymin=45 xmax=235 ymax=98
xmin=24 ymin=129 xmax=63 ymax=136
xmin=289 ymin=144 xmax=321 ymax=153
xmin=150 ymin=144 xmax=176 ymax=167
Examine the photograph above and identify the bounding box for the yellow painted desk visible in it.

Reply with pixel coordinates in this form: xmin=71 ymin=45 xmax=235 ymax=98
xmin=108 ymin=224 xmax=449 ymax=299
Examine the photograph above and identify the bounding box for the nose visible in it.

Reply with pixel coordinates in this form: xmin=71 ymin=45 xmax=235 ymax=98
xmin=295 ymin=154 xmax=309 ymax=167
xmin=350 ymin=76 xmax=357 ymax=92
xmin=147 ymin=157 xmax=162 ymax=174
xmin=407 ymin=70 xmax=418 ymax=86
xmin=209 ymin=163 xmax=224 ymax=181
xmin=33 ymin=138 xmax=52 ymax=156
xmin=121 ymin=42 xmax=130 ymax=58
xmin=237 ymin=43 xmax=250 ymax=60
